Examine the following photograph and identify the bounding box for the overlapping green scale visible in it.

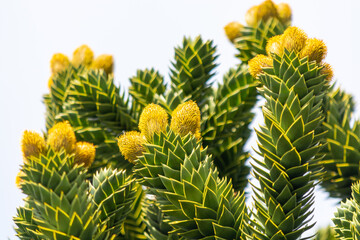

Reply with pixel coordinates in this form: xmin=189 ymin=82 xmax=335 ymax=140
xmin=14 ymin=205 xmax=42 ymax=240
xmin=120 ymin=184 xmax=147 ymax=240
xmin=249 ymin=50 xmax=329 ymax=239
xmin=62 ymin=70 xmax=136 ymax=132
xmin=129 ymin=69 xmax=166 ymax=114
xmin=143 ymin=197 xmax=179 ymax=240
xmin=90 ymin=167 xmax=137 ymax=238
xmin=135 ymin=130 xmax=247 ymax=239
xmin=55 ymin=70 xmax=137 ymax=173
xmin=16 ymin=149 xmax=106 ymax=240
xmin=44 ymin=65 xmax=86 ymax=130
xmin=318 ymin=88 xmax=360 ymax=200
xmin=202 ymin=65 xmax=258 ymax=191
xmin=167 ymin=36 xmax=218 ymax=110
xmin=333 ymin=181 xmax=360 ymax=239
xmin=235 ymin=18 xmax=287 ymax=63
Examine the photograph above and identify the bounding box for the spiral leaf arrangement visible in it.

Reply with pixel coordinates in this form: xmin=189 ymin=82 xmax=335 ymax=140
xmin=318 ymin=88 xmax=360 ymax=200
xmin=14 ymin=1 xmax=359 ymax=239
xmin=247 ymin=26 xmax=331 ymax=239
xmin=118 ymin=103 xmax=247 ymax=239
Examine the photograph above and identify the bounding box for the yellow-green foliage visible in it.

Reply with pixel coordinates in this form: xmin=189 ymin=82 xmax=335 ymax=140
xmin=14 ymin=1 xmax=359 ymax=240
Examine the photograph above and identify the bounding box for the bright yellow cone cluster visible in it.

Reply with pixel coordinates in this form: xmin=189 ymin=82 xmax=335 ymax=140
xmin=118 ymin=101 xmax=202 ymax=163
xmin=48 ymin=53 xmax=70 ymax=87
xmin=21 ymin=121 xmax=96 ymax=168
xmin=224 ymin=22 xmax=244 ymax=43
xmin=224 ymin=0 xmax=291 ymax=42
xmin=139 ymin=104 xmax=169 ymax=141
xmin=21 ymin=130 xmax=46 ymax=159
xmin=245 ymin=0 xmax=291 ymax=27
xmin=74 ymin=141 xmax=96 ymax=167
xmin=171 ymin=100 xmax=201 ymax=139
xmin=248 ymin=54 xmax=273 ymax=78
xmin=48 ymin=45 xmax=114 ymax=88
xmin=72 ymin=44 xmax=94 ymax=67
xmin=47 ymin=121 xmax=96 ymax=167
xmin=249 ymin=26 xmax=332 ymax=80
xmin=50 ymin=53 xmax=70 ymax=75
xmin=117 ymin=131 xmax=146 ymax=163
xmin=47 ymin=121 xmax=77 ymax=153
xmin=91 ymin=54 xmax=114 ymax=75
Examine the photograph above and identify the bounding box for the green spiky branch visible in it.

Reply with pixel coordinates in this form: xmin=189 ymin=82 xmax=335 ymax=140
xmin=134 ymin=130 xmax=247 ymax=239
xmin=333 ymin=181 xmax=360 ymax=239
xmin=15 ymin=148 xmax=137 ymax=239
xmin=129 ymin=69 xmax=166 ymax=115
xmin=90 ymin=168 xmax=137 ymax=238
xmin=16 ymin=150 xmax=105 ymax=239
xmin=45 ymin=69 xmax=137 ymax=175
xmin=143 ymin=198 xmax=179 ymax=240
xmin=318 ymin=88 xmax=360 ymax=200
xmin=201 ymin=65 xmax=258 ymax=191
xmin=38 ymin=35 xmax=257 ymax=239
xmin=249 ymin=50 xmax=329 ymax=239
xmin=165 ymin=36 xmax=218 ymax=111
xmin=120 ymin=184 xmax=147 ymax=240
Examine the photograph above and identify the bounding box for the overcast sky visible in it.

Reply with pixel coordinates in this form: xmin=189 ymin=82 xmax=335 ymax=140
xmin=1 ymin=0 xmax=359 ymax=238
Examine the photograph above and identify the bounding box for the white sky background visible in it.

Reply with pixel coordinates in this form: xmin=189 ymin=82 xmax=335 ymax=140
xmin=0 ymin=0 xmax=359 ymax=238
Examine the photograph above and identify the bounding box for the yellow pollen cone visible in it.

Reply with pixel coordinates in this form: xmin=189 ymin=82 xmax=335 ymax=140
xmin=50 ymin=53 xmax=70 ymax=75
xmin=47 ymin=121 xmax=76 ymax=153
xmin=74 ymin=142 xmax=96 ymax=167
xmin=72 ymin=45 xmax=94 ymax=67
xmin=15 ymin=171 xmax=25 ymax=188
xmin=117 ymin=131 xmax=146 ymax=163
xmin=224 ymin=22 xmax=244 ymax=43
xmin=21 ymin=130 xmax=46 ymax=160
xmin=245 ymin=6 xmax=259 ymax=27
xmin=139 ymin=104 xmax=168 ymax=141
xmin=91 ymin=54 xmax=114 ymax=74
xmin=281 ymin=26 xmax=308 ymax=53
xmin=170 ymin=101 xmax=201 ymax=138
xmin=300 ymin=38 xmax=327 ymax=63
xmin=266 ymin=35 xmax=284 ymax=56
xmin=320 ymin=62 xmax=334 ymax=81
xmin=248 ymin=54 xmax=273 ymax=78
xmin=276 ymin=3 xmax=292 ymax=24
xmin=246 ymin=0 xmax=278 ymax=26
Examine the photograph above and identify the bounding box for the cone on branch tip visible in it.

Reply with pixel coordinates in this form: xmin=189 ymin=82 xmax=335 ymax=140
xmin=139 ymin=104 xmax=168 ymax=141
xmin=117 ymin=131 xmax=146 ymax=163
xmin=47 ymin=121 xmax=76 ymax=153
xmin=72 ymin=44 xmax=94 ymax=67
xmin=281 ymin=26 xmax=308 ymax=53
xmin=276 ymin=3 xmax=292 ymax=24
xmin=248 ymin=54 xmax=273 ymax=78
xmin=224 ymin=21 xmax=244 ymax=42
xmin=250 ymin=26 xmax=331 ymax=79
xmin=91 ymin=54 xmax=114 ymax=74
xmin=170 ymin=100 xmax=201 ymax=138
xmin=74 ymin=141 xmax=96 ymax=167
xmin=300 ymin=38 xmax=327 ymax=63
xmin=245 ymin=0 xmax=291 ymax=27
xmin=21 ymin=130 xmax=46 ymax=160
xmin=50 ymin=53 xmax=70 ymax=75
xmin=266 ymin=35 xmax=284 ymax=56
xmin=320 ymin=62 xmax=334 ymax=81
xmin=245 ymin=0 xmax=278 ymax=26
